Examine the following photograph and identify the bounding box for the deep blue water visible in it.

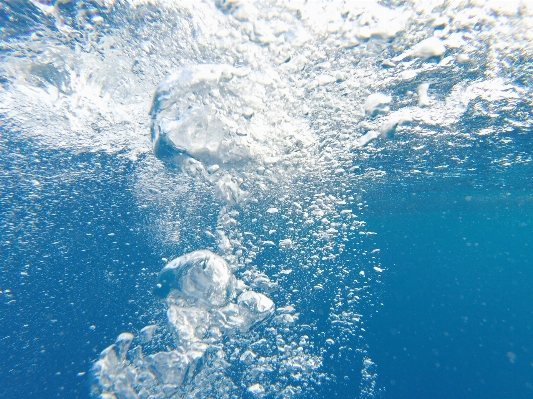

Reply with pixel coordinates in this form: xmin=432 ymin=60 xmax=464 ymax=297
xmin=1 ymin=140 xmax=161 ymax=398
xmin=3 ymin=133 xmax=532 ymax=398
xmin=365 ymin=184 xmax=533 ymax=399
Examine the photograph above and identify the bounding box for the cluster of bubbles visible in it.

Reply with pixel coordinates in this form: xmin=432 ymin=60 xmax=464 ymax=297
xmin=91 ymin=250 xmax=299 ymax=398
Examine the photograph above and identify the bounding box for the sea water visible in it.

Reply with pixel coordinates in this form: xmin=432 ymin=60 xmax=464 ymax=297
xmin=1 ymin=1 xmax=532 ymax=398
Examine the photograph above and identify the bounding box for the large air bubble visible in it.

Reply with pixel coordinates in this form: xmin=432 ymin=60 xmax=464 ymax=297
xmin=154 ymin=249 xmax=235 ymax=308
xmin=149 ymin=60 xmax=316 ymax=199
xmin=150 ymin=64 xmax=314 ymax=170
xmin=150 ymin=65 xmax=249 ymax=165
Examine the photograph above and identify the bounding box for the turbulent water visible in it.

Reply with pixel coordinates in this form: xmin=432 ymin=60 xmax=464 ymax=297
xmin=1 ymin=1 xmax=532 ymax=398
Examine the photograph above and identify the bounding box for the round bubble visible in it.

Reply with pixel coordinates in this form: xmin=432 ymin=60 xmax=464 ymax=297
xmin=155 ymin=249 xmax=235 ymax=308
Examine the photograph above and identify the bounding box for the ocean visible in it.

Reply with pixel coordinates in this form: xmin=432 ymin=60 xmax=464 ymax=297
xmin=1 ymin=1 xmax=532 ymax=398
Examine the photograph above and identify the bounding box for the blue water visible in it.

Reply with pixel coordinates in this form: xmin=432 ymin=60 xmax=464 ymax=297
xmin=3 ymin=133 xmax=532 ymax=398
xmin=1 ymin=2 xmax=533 ymax=399
xmin=0 ymin=140 xmax=158 ymax=398
xmin=366 ymin=188 xmax=533 ymax=398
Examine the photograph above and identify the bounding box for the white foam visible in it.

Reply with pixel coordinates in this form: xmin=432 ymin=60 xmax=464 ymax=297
xmin=393 ymin=37 xmax=446 ymax=62
xmin=364 ymin=93 xmax=392 ymax=116
xmin=380 ymin=112 xmax=413 ymax=139
xmin=417 ymin=83 xmax=431 ymax=107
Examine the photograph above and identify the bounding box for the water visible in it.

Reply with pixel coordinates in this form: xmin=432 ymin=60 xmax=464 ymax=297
xmin=365 ymin=184 xmax=533 ymax=398
xmin=1 ymin=1 xmax=532 ymax=398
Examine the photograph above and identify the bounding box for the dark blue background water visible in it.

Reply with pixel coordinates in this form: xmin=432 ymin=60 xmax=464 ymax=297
xmin=365 ymin=182 xmax=533 ymax=399
xmin=3 ymin=133 xmax=532 ymax=399
xmin=0 ymin=139 xmax=162 ymax=399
